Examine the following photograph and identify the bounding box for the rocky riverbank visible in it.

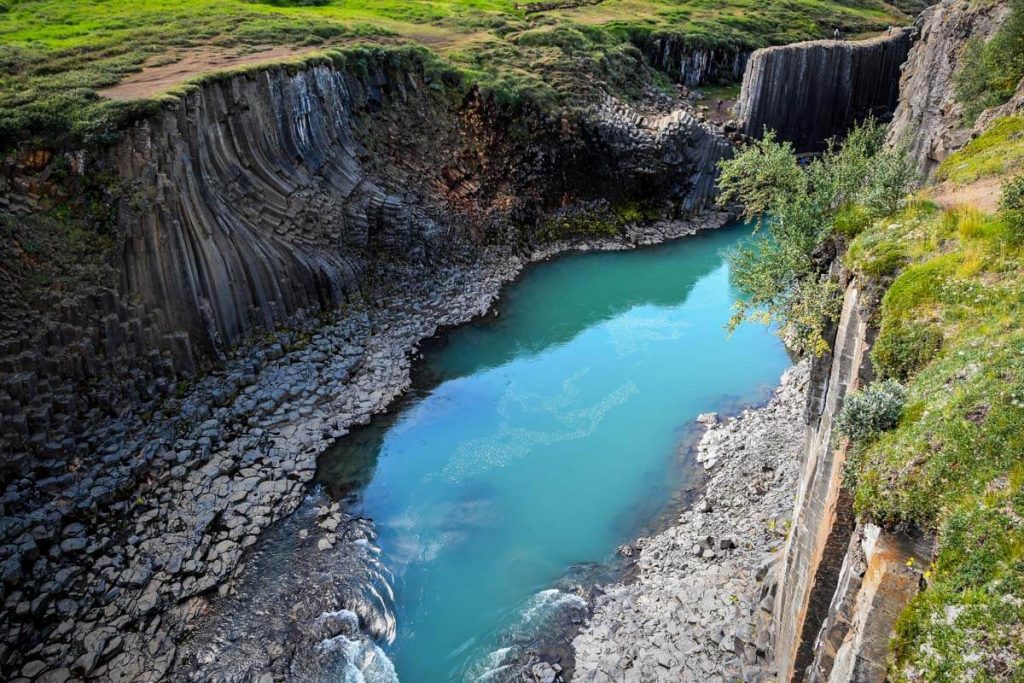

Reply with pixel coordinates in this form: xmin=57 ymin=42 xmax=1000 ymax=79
xmin=571 ymin=360 xmax=810 ymax=683
xmin=0 ymin=211 xmax=731 ymax=681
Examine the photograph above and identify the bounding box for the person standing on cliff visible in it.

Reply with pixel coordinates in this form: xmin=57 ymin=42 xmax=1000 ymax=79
xmin=833 ymin=27 xmax=841 ymax=40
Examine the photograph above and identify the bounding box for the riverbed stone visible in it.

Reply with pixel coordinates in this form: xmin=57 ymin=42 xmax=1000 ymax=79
xmin=572 ymin=362 xmax=809 ymax=681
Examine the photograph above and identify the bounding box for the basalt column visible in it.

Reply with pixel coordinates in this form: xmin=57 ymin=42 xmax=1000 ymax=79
xmin=736 ymin=30 xmax=913 ymax=152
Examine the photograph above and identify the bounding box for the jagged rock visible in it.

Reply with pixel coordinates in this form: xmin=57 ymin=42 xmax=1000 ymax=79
xmin=887 ymin=0 xmax=1011 ymax=177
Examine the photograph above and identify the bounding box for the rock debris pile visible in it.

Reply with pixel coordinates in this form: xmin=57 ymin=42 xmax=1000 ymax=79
xmin=572 ymin=361 xmax=810 ymax=683
xmin=0 ymin=214 xmax=729 ymax=681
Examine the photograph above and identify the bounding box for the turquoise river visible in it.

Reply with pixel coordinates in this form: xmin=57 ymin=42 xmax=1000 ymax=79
xmin=314 ymin=222 xmax=792 ymax=682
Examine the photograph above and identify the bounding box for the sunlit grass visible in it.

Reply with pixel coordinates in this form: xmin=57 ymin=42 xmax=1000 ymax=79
xmin=843 ymin=168 xmax=1024 ymax=679
xmin=0 ymin=0 xmax=909 ymax=148
xmin=937 ymin=116 xmax=1024 ymax=186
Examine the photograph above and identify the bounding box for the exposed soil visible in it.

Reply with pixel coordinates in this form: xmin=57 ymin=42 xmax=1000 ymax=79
xmin=930 ymin=176 xmax=1002 ymax=212
xmin=98 ymin=46 xmax=329 ymax=100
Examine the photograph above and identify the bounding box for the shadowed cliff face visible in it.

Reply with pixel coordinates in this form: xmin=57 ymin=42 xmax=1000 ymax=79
xmin=111 ymin=59 xmax=733 ymax=365
xmin=887 ymin=0 xmax=1010 ymax=177
xmin=0 ymin=52 xmax=732 ymax=460
xmin=632 ymin=37 xmax=751 ymax=88
xmin=736 ymin=30 xmax=913 ymax=151
xmin=114 ymin=63 xmax=439 ymax=359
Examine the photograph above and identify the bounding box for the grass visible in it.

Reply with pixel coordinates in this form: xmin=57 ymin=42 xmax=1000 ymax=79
xmin=937 ymin=116 xmax=1024 ymax=186
xmin=842 ymin=176 xmax=1024 ymax=679
xmin=0 ymin=0 xmax=909 ymax=149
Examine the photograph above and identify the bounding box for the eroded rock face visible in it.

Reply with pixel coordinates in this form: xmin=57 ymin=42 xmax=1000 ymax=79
xmin=116 ymin=65 xmax=414 ymax=355
xmin=805 ymin=523 xmax=932 ymax=683
xmin=0 ymin=53 xmax=732 ymax=461
xmin=633 ymin=37 xmax=751 ymax=88
xmin=736 ymin=30 xmax=913 ymax=151
xmin=770 ymin=282 xmax=872 ymax=682
xmin=0 ymin=50 xmax=737 ymax=681
xmin=887 ymin=0 xmax=1011 ymax=177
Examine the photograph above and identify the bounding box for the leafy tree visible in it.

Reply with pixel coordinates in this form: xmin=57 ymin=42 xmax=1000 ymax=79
xmin=717 ymin=121 xmax=916 ymax=355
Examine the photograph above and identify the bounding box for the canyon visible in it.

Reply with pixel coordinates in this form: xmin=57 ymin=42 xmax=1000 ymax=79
xmin=0 ymin=0 xmax=1014 ymax=681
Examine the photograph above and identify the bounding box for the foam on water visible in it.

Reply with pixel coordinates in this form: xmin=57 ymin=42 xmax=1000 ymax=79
xmin=320 ymin=634 xmax=400 ymax=683
xmin=316 ymin=224 xmax=791 ymax=681
xmin=227 ymin=223 xmax=795 ymax=682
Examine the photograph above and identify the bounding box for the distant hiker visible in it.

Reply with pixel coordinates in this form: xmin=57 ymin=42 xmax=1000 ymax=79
xmin=833 ymin=27 xmax=841 ymax=40
xmin=716 ymin=99 xmax=724 ymax=113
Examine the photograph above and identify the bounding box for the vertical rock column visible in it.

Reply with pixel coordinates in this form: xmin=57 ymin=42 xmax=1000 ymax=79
xmin=736 ymin=30 xmax=913 ymax=152
xmin=770 ymin=284 xmax=871 ymax=681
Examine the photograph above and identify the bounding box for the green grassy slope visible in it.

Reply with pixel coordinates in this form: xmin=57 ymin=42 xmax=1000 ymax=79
xmin=844 ymin=132 xmax=1024 ymax=681
xmin=0 ymin=0 xmax=908 ymax=147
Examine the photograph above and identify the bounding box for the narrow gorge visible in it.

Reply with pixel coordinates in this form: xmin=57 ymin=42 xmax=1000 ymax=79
xmin=2 ymin=0 xmax=1021 ymax=682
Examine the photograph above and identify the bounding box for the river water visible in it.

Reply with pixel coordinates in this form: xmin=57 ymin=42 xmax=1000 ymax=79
xmin=314 ymin=222 xmax=791 ymax=681
xmin=182 ymin=222 xmax=790 ymax=682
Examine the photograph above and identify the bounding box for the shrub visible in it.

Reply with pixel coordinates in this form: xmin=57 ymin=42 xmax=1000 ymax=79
xmin=1000 ymin=173 xmax=1024 ymax=243
xmin=835 ymin=379 xmax=908 ymax=445
xmin=871 ymin=319 xmax=943 ymax=380
xmin=954 ymin=0 xmax=1024 ymax=123
xmin=834 ymin=203 xmax=871 ymax=239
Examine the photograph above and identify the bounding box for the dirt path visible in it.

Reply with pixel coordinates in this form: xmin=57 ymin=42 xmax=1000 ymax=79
xmin=929 ymin=176 xmax=1003 ymax=212
xmin=98 ymin=30 xmax=494 ymax=101
xmin=98 ymin=46 xmax=325 ymax=100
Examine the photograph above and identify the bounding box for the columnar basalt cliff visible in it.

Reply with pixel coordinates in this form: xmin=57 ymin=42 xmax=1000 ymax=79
xmin=887 ymin=0 xmax=1011 ymax=177
xmin=633 ymin=37 xmax=751 ymax=88
xmin=756 ymin=278 xmax=938 ymax=683
xmin=769 ymin=282 xmax=872 ymax=681
xmin=0 ymin=51 xmax=730 ymax=461
xmin=0 ymin=49 xmax=737 ymax=681
xmin=736 ymin=30 xmax=913 ymax=151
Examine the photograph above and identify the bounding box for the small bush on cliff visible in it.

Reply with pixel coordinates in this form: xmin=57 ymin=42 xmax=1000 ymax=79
xmin=835 ymin=379 xmax=908 ymax=445
xmin=872 ymin=318 xmax=943 ymax=381
xmin=716 ymin=121 xmax=916 ymax=355
xmin=1000 ymin=172 xmax=1024 ymax=243
xmin=955 ymin=0 xmax=1024 ymax=123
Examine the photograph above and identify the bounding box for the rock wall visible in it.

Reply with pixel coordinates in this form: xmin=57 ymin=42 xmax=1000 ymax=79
xmin=736 ymin=30 xmax=913 ymax=151
xmin=765 ymin=280 xmax=934 ymax=683
xmin=806 ymin=523 xmax=932 ymax=682
xmin=769 ymin=282 xmax=872 ymax=681
xmin=114 ymin=61 xmax=438 ymax=357
xmin=633 ymin=36 xmax=751 ymax=87
xmin=0 ymin=51 xmax=731 ymax=461
xmin=887 ymin=0 xmax=1010 ymax=177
